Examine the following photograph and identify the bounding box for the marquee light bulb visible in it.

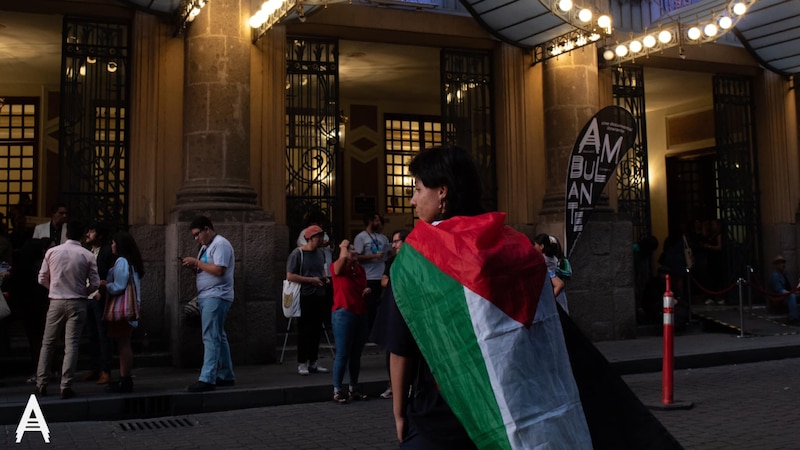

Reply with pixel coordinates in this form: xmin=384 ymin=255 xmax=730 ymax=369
xmin=687 ymin=27 xmax=702 ymax=40
xmin=578 ymin=9 xmax=592 ymax=22
xmin=643 ymin=35 xmax=657 ymax=48
xmin=629 ymin=40 xmax=643 ymax=53
xmin=558 ymin=0 xmax=573 ymax=12
xmin=733 ymin=2 xmax=747 ymax=15
xmin=718 ymin=16 xmax=733 ymax=29
xmin=658 ymin=30 xmax=672 ymax=43
xmin=615 ymin=44 xmax=628 ymax=57
xmin=704 ymin=23 xmax=718 ymax=37
xmin=597 ymin=15 xmax=611 ymax=29
xmin=603 ymin=49 xmax=615 ymax=61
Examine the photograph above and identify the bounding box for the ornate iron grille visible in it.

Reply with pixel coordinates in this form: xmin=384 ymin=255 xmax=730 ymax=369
xmin=59 ymin=18 xmax=130 ymax=229
xmin=0 ymin=97 xmax=38 ymax=231
xmin=286 ymin=38 xmax=339 ymax=247
xmin=440 ymin=49 xmax=496 ymax=212
xmin=713 ymin=75 xmax=761 ymax=281
xmin=384 ymin=114 xmax=443 ymax=215
xmin=613 ymin=66 xmax=652 ymax=244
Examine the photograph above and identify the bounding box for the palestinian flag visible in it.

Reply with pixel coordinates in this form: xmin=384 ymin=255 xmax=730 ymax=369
xmin=391 ymin=212 xmax=592 ymax=449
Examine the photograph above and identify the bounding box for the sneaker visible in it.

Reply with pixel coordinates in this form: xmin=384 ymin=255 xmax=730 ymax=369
xmin=60 ymin=388 xmax=75 ymax=399
xmin=704 ymin=299 xmax=715 ymax=305
xmin=187 ymin=381 xmax=216 ymax=392
xmin=308 ymin=362 xmax=329 ymax=374
xmin=380 ymin=387 xmax=393 ymax=399
xmin=216 ymin=378 xmax=235 ymax=387
xmin=298 ymin=363 xmax=309 ymax=376
xmin=717 ymin=300 xmax=725 ymax=305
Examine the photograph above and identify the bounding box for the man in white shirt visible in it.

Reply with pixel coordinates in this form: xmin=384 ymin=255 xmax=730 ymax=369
xmin=35 ymin=220 xmax=100 ymax=399
xmin=32 ymin=203 xmax=69 ymax=245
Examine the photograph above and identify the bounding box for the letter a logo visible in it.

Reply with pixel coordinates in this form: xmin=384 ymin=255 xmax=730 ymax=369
xmin=16 ymin=394 xmax=50 ymax=443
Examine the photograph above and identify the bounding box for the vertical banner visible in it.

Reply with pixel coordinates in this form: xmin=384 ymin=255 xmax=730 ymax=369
xmin=565 ymin=106 xmax=637 ymax=257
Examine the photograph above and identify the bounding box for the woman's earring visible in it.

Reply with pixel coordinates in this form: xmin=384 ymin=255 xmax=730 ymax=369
xmin=439 ymin=200 xmax=443 ymax=209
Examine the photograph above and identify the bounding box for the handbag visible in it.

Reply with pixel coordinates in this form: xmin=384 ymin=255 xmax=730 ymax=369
xmin=556 ymin=257 xmax=573 ymax=280
xmin=282 ymin=249 xmax=303 ymax=318
xmin=103 ymin=265 xmax=140 ymax=322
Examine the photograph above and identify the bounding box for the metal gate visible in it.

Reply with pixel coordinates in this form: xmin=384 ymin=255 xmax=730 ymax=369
xmin=440 ymin=49 xmax=496 ymax=211
xmin=713 ymin=75 xmax=761 ymax=281
xmin=285 ymin=38 xmax=340 ymax=247
xmin=613 ymin=66 xmax=652 ymax=244
xmin=59 ymin=17 xmax=130 ymax=228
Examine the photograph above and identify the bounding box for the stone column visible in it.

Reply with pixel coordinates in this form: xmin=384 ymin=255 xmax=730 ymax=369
xmin=537 ymin=48 xmax=635 ymax=340
xmin=167 ymin=0 xmax=277 ymax=367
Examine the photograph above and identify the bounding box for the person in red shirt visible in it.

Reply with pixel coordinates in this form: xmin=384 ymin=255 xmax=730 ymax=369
xmin=330 ymin=239 xmax=371 ymax=403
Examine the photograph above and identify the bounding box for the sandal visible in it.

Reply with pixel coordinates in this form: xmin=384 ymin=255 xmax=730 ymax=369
xmin=349 ymin=389 xmax=368 ymax=401
xmin=333 ymin=391 xmax=349 ymax=404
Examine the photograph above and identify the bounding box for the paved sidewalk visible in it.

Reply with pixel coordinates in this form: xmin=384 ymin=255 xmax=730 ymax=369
xmin=2 ymin=330 xmax=800 ymax=425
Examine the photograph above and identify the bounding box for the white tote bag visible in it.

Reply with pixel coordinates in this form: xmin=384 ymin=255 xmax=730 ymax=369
xmin=282 ymin=249 xmax=303 ymax=318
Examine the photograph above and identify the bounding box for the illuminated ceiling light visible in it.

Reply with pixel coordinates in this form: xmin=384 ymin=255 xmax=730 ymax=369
xmin=589 ymin=33 xmax=601 ymax=41
xmin=558 ymin=0 xmax=573 ymax=12
xmin=603 ymin=49 xmax=615 ymax=61
xmin=578 ymin=9 xmax=592 ymax=23
xmin=643 ymin=35 xmax=657 ymax=48
xmin=551 ymin=45 xmax=563 ymax=56
xmin=615 ymin=44 xmax=628 ymax=57
xmin=718 ymin=16 xmax=733 ymax=29
xmin=597 ymin=15 xmax=611 ymax=29
xmin=575 ymin=35 xmax=588 ymax=46
xmin=629 ymin=40 xmax=642 ymax=53
xmin=563 ymin=40 xmax=575 ymax=51
xmin=704 ymin=23 xmax=718 ymax=37
xmin=107 ymin=61 xmax=118 ymax=73
xmin=733 ymin=2 xmax=747 ymax=15
xmin=86 ymin=56 xmax=96 ymax=64
xmin=687 ymin=26 xmax=702 ymax=40
xmin=658 ymin=30 xmax=673 ymax=44
xmin=79 ymin=64 xmax=86 ymax=76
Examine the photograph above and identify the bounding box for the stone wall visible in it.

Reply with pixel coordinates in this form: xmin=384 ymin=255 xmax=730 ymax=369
xmin=563 ymin=213 xmax=636 ymax=341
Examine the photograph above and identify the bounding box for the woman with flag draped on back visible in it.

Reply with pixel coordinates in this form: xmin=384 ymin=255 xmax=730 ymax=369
xmin=385 ymin=146 xmax=592 ymax=449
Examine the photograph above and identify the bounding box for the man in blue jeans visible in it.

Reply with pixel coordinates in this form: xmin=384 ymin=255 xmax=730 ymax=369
xmin=181 ymin=216 xmax=236 ymax=392
xmin=770 ymin=255 xmax=799 ymax=325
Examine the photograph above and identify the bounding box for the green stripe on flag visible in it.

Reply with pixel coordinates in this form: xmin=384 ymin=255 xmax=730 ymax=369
xmin=392 ymin=244 xmax=511 ymax=450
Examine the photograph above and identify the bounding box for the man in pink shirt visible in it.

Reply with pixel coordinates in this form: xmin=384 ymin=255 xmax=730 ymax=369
xmin=35 ymin=220 xmax=100 ymax=399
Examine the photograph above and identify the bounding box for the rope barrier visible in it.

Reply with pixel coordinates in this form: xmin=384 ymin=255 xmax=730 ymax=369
xmin=749 ymin=277 xmax=800 ymax=300
xmin=687 ymin=273 xmax=738 ymax=297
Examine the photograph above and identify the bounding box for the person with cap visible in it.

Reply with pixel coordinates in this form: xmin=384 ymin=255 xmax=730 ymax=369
xmin=770 ymin=255 xmax=799 ymax=325
xmin=286 ymin=224 xmax=330 ymax=375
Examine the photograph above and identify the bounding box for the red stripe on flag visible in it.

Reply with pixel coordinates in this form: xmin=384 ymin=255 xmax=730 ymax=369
xmin=406 ymin=213 xmax=546 ymax=327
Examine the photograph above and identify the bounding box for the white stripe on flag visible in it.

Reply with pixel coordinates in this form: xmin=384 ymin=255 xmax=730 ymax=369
xmin=464 ymin=278 xmax=593 ymax=450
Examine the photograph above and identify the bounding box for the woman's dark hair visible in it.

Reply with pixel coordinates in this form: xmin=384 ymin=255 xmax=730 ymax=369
xmin=391 ymin=228 xmax=410 ymax=242
xmin=533 ymin=234 xmax=564 ymax=259
xmin=113 ymin=231 xmax=145 ymax=278
xmin=408 ymin=146 xmax=484 ymax=219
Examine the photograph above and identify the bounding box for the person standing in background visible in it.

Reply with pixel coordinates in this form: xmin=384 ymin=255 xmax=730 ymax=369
xmin=81 ymin=222 xmax=116 ymax=385
xmin=35 ymin=220 xmax=100 ymax=399
xmin=286 ymin=225 xmax=330 ymax=376
xmin=32 ymin=204 xmax=69 ymax=245
xmin=101 ymin=231 xmax=144 ymax=393
xmin=180 ymin=216 xmax=236 ymax=392
xmin=354 ymin=213 xmax=389 ymax=335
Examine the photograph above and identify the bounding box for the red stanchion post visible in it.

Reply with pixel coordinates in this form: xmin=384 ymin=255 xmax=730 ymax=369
xmin=662 ymin=274 xmax=675 ymax=405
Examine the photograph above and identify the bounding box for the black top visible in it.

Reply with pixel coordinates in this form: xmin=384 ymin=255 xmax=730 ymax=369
xmin=383 ymin=283 xmax=476 ymax=449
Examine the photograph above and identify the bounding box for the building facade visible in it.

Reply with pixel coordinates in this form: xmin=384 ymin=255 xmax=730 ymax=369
xmin=0 ymin=0 xmax=797 ymax=365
